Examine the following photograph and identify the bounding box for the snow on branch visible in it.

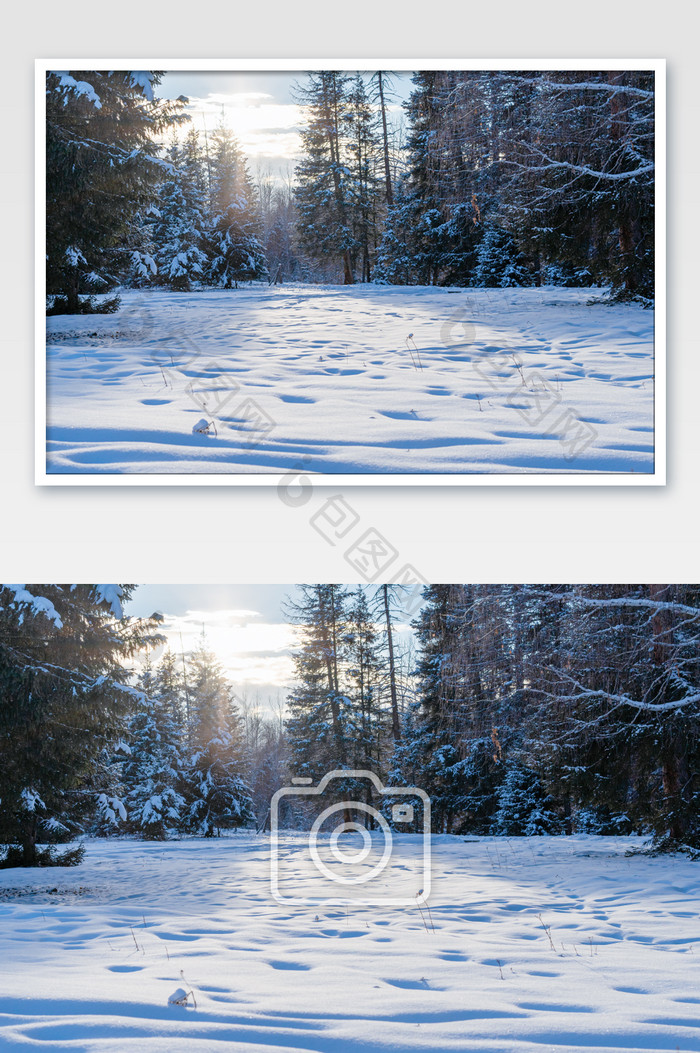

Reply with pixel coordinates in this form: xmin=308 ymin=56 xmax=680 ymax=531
xmin=539 ymin=668 xmax=700 ymax=714
xmin=93 ymin=584 xmax=124 ymax=619
xmin=527 ymin=78 xmax=655 ymax=100
xmin=570 ymin=595 xmax=700 ymax=619
xmin=2 ymin=585 xmax=64 ymax=629
xmin=128 ymin=71 xmax=155 ymax=102
xmin=503 ymin=148 xmax=654 ymax=184
xmin=20 ymin=788 xmax=46 ymax=812
xmin=52 ymin=72 xmax=103 ymax=109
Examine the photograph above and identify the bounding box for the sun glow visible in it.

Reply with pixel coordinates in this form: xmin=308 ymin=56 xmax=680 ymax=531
xmin=151 ymin=607 xmax=298 ymax=698
xmin=176 ymin=92 xmax=305 ymax=172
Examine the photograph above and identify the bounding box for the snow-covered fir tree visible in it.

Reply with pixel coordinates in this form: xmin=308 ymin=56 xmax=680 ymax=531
xmin=150 ymin=132 xmax=208 ymax=290
xmin=45 ymin=71 xmax=186 ymax=313
xmin=375 ymin=73 xmax=483 ymax=286
xmin=492 ymin=763 xmax=562 ymax=835
xmin=471 ymin=223 xmax=533 ymax=288
xmin=179 ymin=640 xmax=254 ymax=836
xmin=0 ymin=585 xmax=162 ymax=866
xmin=205 ymin=125 xmax=267 ymax=288
xmin=293 ymin=73 xmax=359 ymax=284
xmin=121 ymin=652 xmax=186 ymax=839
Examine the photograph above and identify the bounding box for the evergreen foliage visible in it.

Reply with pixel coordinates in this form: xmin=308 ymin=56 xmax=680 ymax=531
xmin=179 ymin=641 xmax=254 ymax=836
xmin=121 ymin=654 xmax=186 ymax=838
xmin=45 ymin=71 xmax=186 ymax=312
xmin=377 ymin=70 xmax=654 ymax=299
xmin=151 ymin=134 xmax=208 ymax=290
xmin=4 ymin=581 xmax=696 ymax=861
xmin=206 ymin=126 xmax=267 ymax=287
xmin=492 ymin=764 xmax=562 ymax=835
xmin=0 ymin=585 xmax=162 ymax=866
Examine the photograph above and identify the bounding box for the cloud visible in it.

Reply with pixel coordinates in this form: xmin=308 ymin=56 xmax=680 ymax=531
xmin=178 ymin=93 xmax=305 ymax=165
xmin=152 ymin=607 xmax=297 ymax=693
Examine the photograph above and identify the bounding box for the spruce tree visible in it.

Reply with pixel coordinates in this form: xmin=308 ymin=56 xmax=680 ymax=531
xmin=471 ymin=224 xmax=533 ymax=288
xmin=151 ymin=133 xmax=208 ymax=290
xmin=293 ymin=73 xmax=357 ymax=284
xmin=46 ymin=71 xmax=186 ymax=313
xmin=121 ymin=652 xmax=186 ymax=839
xmin=180 ymin=641 xmax=254 ymax=836
xmin=0 ymin=585 xmax=161 ymax=865
xmin=284 ymin=585 xmax=352 ymax=784
xmin=492 ymin=763 xmax=562 ymax=836
xmin=205 ymin=125 xmax=267 ymax=287
xmin=375 ymin=73 xmax=483 ymax=286
xmin=531 ymin=585 xmax=700 ymax=852
xmin=345 ymin=587 xmax=386 ymax=773
xmin=346 ymin=75 xmax=383 ymax=282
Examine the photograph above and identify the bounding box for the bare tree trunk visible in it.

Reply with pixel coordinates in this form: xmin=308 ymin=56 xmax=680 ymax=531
xmin=22 ymin=817 xmax=38 ymax=866
xmin=609 ymin=72 xmax=635 ymax=294
xmin=377 ymin=72 xmax=394 ymax=207
xmin=342 ymin=249 xmax=354 ymax=285
xmin=66 ymin=266 xmax=81 ymax=313
xmin=317 ymin=587 xmax=346 ymax=765
xmin=325 ymin=76 xmax=355 ymax=285
xmin=649 ymin=584 xmax=687 ymax=840
xmin=382 ymin=585 xmax=401 ymax=743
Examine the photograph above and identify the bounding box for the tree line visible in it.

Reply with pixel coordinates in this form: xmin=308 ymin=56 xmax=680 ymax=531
xmin=46 ymin=68 xmax=655 ymax=314
xmin=277 ymin=585 xmax=699 ymax=852
xmin=2 ymin=583 xmax=695 ymax=868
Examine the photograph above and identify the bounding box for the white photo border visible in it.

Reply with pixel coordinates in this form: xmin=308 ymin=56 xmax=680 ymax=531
xmin=35 ymin=58 xmax=666 ymax=487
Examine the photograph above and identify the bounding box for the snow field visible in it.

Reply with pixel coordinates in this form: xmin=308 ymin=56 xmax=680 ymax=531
xmin=45 ymin=285 xmax=655 ymax=476
xmin=0 ymin=835 xmax=697 ymax=1052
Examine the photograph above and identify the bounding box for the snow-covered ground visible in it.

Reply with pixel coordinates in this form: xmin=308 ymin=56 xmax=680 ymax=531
xmin=45 ymin=286 xmax=655 ymax=476
xmin=1 ymin=834 xmax=697 ymax=1051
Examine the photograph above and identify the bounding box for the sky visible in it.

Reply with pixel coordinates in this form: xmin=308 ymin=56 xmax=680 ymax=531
xmin=156 ymin=70 xmax=414 ymax=181
xmin=125 ymin=584 xmax=417 ymax=710
xmin=126 ymin=584 xmax=299 ymax=705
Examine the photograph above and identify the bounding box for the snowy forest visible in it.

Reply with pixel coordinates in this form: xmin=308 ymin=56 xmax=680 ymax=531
xmin=1 ymin=583 xmax=697 ymax=869
xmin=45 ymin=68 xmax=655 ymax=312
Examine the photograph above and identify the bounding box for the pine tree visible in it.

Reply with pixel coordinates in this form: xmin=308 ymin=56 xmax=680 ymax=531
xmin=392 ymin=585 xmax=470 ymax=831
xmin=375 ymin=585 xmax=403 ymax=745
xmin=376 ymin=72 xmax=484 ymax=286
xmin=500 ymin=72 xmax=655 ymax=299
xmin=293 ymin=73 xmax=357 ymax=284
xmin=377 ymin=70 xmax=654 ymax=297
xmin=285 ymin=585 xmax=352 ymax=784
xmin=121 ymin=652 xmax=186 ymax=839
xmin=492 ymin=763 xmax=562 ymax=835
xmin=0 ymin=585 xmax=162 ymax=865
xmin=346 ymin=75 xmax=383 ymax=282
xmin=369 ymin=72 xmax=396 ymax=208
xmin=530 ymin=585 xmax=700 ymax=851
xmin=205 ymin=125 xmax=267 ymax=287
xmin=151 ymin=132 xmax=208 ymax=290
xmin=345 ymin=587 xmax=386 ymax=772
xmin=471 ymin=223 xmax=533 ymax=287
xmin=46 ymin=71 xmax=186 ymax=313
xmin=180 ymin=640 xmax=254 ymax=836
xmin=393 ymin=585 xmax=540 ymax=834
